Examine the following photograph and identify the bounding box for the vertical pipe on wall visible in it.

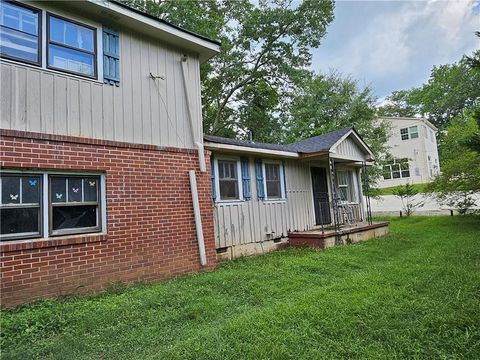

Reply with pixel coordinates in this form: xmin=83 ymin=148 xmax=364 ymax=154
xmin=189 ymin=170 xmax=207 ymax=266
xmin=181 ymin=57 xmax=206 ymax=172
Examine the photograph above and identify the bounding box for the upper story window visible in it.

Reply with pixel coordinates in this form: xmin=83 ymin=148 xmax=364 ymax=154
xmin=0 ymin=1 xmax=41 ymax=65
xmin=400 ymin=126 xmax=418 ymax=141
xmin=47 ymin=14 xmax=96 ymax=78
xmin=218 ymin=160 xmax=240 ymax=201
xmin=1 ymin=3 xmax=120 ymax=84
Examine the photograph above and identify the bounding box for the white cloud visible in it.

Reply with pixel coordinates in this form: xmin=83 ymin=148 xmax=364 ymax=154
xmin=312 ymin=0 xmax=480 ymax=96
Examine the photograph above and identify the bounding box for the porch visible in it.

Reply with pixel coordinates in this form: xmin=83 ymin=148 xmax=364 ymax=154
xmin=288 ymin=221 xmax=390 ymax=249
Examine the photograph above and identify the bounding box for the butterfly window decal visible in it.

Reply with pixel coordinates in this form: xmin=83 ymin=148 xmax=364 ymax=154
xmin=88 ymin=181 xmax=96 ymax=187
xmin=10 ymin=194 xmax=19 ymax=201
xmin=72 ymin=187 xmax=80 ymax=193
xmin=29 ymin=179 xmax=38 ymax=186
xmin=55 ymin=193 xmax=63 ymax=200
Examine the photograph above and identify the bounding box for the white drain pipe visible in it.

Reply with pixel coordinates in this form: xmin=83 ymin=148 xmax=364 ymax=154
xmin=189 ymin=170 xmax=207 ymax=266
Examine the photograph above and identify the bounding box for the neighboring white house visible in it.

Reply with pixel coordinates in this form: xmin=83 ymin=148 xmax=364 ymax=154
xmin=377 ymin=117 xmax=440 ymax=188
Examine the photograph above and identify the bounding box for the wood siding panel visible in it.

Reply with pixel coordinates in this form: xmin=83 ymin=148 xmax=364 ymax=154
xmin=0 ymin=29 xmax=202 ymax=149
xmin=213 ymin=159 xmax=316 ymax=248
xmin=335 ymin=137 xmax=366 ymax=161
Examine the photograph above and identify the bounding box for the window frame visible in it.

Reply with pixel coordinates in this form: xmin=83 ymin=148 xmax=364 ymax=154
xmin=0 ymin=0 xmax=42 ymax=66
xmin=215 ymin=157 xmax=243 ymax=202
xmin=400 ymin=126 xmax=419 ymax=141
xmin=262 ymin=160 xmax=286 ymax=201
xmin=382 ymin=158 xmax=410 ymax=180
xmin=46 ymin=12 xmax=97 ymax=79
xmin=0 ymin=173 xmax=43 ymax=241
xmin=48 ymin=174 xmax=102 ymax=237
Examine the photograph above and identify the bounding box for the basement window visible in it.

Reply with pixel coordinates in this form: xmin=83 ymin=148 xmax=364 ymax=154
xmin=49 ymin=176 xmax=101 ymax=236
xmin=0 ymin=172 xmax=105 ymax=241
xmin=0 ymin=174 xmax=42 ymax=240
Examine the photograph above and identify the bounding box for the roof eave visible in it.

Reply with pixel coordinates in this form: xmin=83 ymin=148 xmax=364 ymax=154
xmin=87 ymin=0 xmax=220 ymax=63
xmin=204 ymin=141 xmax=299 ymax=158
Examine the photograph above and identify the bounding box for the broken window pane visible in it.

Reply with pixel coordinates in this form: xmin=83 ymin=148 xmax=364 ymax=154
xmin=52 ymin=205 xmax=97 ymax=230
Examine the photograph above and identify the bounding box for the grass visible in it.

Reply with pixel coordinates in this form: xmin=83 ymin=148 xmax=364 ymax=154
xmin=376 ymin=183 xmax=429 ymax=196
xmin=2 ymin=216 xmax=480 ymax=359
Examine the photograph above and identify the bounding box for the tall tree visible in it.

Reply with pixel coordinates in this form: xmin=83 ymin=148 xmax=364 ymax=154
xmin=286 ymin=71 xmax=388 ymax=156
xmin=121 ymin=0 xmax=335 ymax=139
xmin=377 ymin=53 xmax=480 ymax=129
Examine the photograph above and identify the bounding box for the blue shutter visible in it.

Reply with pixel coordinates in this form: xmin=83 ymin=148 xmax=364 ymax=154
xmin=255 ymin=158 xmax=265 ymax=200
xmin=211 ymin=155 xmax=216 ymax=201
xmin=240 ymin=157 xmax=251 ymax=200
xmin=103 ymin=28 xmax=120 ymax=86
xmin=282 ymin=160 xmax=287 ymax=199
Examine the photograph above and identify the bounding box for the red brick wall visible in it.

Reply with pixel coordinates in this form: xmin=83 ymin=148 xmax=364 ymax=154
xmin=0 ymin=130 xmax=216 ymax=307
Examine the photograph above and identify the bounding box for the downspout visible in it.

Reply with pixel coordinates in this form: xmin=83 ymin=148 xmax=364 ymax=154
xmin=181 ymin=55 xmax=206 ymax=172
xmin=189 ymin=170 xmax=207 ymax=266
xmin=181 ymin=55 xmax=207 ymax=265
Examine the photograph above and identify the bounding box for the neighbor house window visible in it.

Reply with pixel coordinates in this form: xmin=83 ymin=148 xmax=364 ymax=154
xmin=264 ymin=163 xmax=283 ymax=199
xmin=218 ymin=160 xmax=240 ymax=200
xmin=383 ymin=158 xmax=410 ymax=180
xmin=0 ymin=1 xmax=41 ymax=65
xmin=1 ymin=174 xmax=42 ymax=240
xmin=47 ymin=14 xmax=96 ymax=78
xmin=49 ymin=176 xmax=101 ymax=235
xmin=400 ymin=126 xmax=418 ymax=141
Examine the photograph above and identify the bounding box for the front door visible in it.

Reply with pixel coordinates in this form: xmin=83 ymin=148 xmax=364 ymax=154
xmin=311 ymin=167 xmax=331 ymax=225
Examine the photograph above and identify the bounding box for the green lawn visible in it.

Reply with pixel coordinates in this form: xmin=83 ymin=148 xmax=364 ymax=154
xmin=376 ymin=183 xmax=429 ymax=196
xmin=2 ymin=217 xmax=480 ymax=359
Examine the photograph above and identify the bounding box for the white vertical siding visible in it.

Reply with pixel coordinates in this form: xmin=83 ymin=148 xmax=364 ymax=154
xmin=213 ymin=159 xmax=316 ymax=249
xmin=0 ymin=29 xmax=202 ymax=149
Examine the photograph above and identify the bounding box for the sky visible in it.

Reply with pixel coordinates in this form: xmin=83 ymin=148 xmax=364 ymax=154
xmin=311 ymin=0 xmax=480 ymax=100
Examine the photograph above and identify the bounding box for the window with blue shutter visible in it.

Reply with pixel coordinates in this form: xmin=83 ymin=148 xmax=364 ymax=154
xmin=210 ymin=155 xmax=216 ymax=201
xmin=240 ymin=157 xmax=251 ymax=200
xmin=103 ymin=27 xmax=120 ymax=86
xmin=255 ymin=158 xmax=265 ymax=200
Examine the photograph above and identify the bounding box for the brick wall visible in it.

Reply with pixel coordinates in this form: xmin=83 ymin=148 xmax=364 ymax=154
xmin=0 ymin=130 xmax=216 ymax=307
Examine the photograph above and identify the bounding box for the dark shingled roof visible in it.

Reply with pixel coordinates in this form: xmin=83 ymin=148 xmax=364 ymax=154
xmin=203 ymin=135 xmax=297 ymax=152
xmin=285 ymin=127 xmax=352 ymax=153
xmin=204 ymin=127 xmax=353 ymax=154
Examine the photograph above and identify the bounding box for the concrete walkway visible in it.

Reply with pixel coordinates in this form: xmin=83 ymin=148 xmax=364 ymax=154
xmin=370 ymin=193 xmax=480 ymax=216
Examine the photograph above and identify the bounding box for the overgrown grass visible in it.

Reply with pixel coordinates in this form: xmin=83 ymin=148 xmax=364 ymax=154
xmin=376 ymin=183 xmax=429 ymax=196
xmin=2 ymin=216 xmax=479 ymax=359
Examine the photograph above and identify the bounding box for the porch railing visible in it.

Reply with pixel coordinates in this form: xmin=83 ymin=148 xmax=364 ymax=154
xmin=314 ymin=199 xmax=364 ymax=234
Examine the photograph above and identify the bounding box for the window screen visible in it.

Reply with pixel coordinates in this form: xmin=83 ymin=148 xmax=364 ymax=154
xmin=218 ymin=160 xmax=239 ymax=200
xmin=265 ymin=163 xmax=282 ymax=199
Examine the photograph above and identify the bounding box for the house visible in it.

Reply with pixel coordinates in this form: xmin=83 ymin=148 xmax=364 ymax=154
xmin=0 ymin=0 xmax=388 ymax=307
xmin=377 ymin=117 xmax=440 ymax=188
xmin=0 ymin=0 xmax=220 ymax=306
xmin=204 ymin=128 xmax=389 ymax=259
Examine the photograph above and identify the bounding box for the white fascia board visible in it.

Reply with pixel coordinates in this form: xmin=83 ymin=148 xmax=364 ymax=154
xmin=204 ymin=142 xmax=299 ymax=159
xmin=86 ymin=0 xmax=220 ymax=62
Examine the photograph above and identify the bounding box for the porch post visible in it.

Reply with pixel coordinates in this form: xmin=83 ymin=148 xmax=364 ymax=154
xmin=328 ymin=157 xmax=342 ymax=244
